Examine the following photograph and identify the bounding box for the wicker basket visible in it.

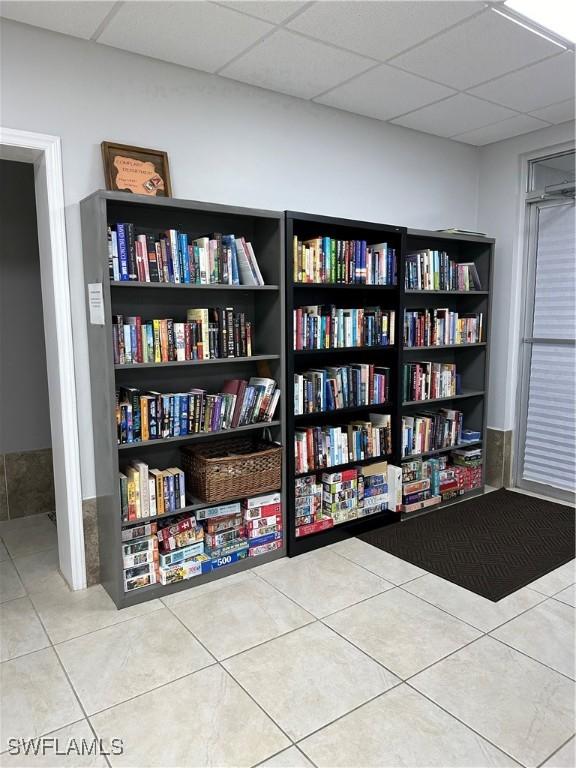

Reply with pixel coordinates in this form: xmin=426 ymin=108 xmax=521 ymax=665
xmin=181 ymin=438 xmax=282 ymax=503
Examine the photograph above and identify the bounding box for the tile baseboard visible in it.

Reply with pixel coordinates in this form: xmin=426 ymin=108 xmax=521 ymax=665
xmin=485 ymin=428 xmax=513 ymax=489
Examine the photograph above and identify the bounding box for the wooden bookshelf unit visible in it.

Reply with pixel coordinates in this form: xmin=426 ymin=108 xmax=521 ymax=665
xmin=81 ymin=191 xmax=285 ymax=608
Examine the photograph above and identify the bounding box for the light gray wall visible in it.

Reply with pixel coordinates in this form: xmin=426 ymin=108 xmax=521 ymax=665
xmin=477 ymin=122 xmax=575 ymax=431
xmin=0 ymin=159 xmax=52 ymax=453
xmin=0 ymin=19 xmax=482 ymax=498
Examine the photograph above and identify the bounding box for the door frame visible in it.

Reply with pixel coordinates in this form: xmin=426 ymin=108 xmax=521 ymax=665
xmin=514 ymin=191 xmax=575 ymax=503
xmin=0 ymin=126 xmax=86 ymax=589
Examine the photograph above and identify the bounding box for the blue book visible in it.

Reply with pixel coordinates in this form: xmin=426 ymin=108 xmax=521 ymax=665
xmin=179 ymin=395 xmax=188 ymax=435
xmin=226 ymin=235 xmax=240 ymax=285
xmin=167 ymin=474 xmax=175 ymax=512
xmin=173 ymin=394 xmax=180 ymax=437
xmin=179 ymin=233 xmax=190 ymax=283
xmin=116 ymin=224 xmax=129 ymax=280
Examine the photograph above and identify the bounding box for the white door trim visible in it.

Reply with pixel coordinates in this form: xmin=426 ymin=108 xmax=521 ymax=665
xmin=0 ymin=126 xmax=85 ymax=589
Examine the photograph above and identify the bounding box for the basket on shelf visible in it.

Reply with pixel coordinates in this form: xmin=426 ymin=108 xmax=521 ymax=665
xmin=181 ymin=438 xmax=282 ymax=503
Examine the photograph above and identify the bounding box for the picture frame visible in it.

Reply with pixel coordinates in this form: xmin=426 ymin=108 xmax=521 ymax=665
xmin=101 ymin=141 xmax=172 ymax=197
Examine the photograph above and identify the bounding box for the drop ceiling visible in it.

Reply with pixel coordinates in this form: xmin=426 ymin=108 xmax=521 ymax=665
xmin=1 ymin=0 xmax=574 ymax=146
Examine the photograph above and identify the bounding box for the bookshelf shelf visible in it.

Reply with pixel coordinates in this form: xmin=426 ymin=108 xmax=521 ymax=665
xmin=295 ymin=345 xmax=395 ymax=356
xmin=117 ymin=420 xmax=281 ymax=451
xmin=294 ymin=453 xmax=394 ymax=479
xmin=403 ymin=343 xmax=487 ymax=351
xmin=404 ymin=289 xmax=489 ymax=295
xmin=401 ymin=486 xmax=484 ymax=521
xmin=294 ymin=283 xmax=397 ymax=291
xmin=121 ymin=488 xmax=281 ymax=529
xmin=294 ymin=402 xmax=392 ymax=421
xmin=114 ymin=354 xmax=280 ymax=370
xmin=402 ymin=440 xmax=482 ymax=461
xmin=81 ymin=191 xmax=286 ymax=609
xmin=121 ymin=545 xmax=285 ymax=608
xmin=402 ymin=390 xmax=484 ymax=406
xmin=110 ymin=282 xmax=279 ymax=291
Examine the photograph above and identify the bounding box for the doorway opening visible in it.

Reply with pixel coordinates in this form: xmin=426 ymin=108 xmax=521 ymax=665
xmin=0 ymin=128 xmax=85 ymax=589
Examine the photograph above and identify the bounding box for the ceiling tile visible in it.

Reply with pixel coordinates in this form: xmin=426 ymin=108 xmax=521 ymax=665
xmin=390 ymin=93 xmax=518 ymax=138
xmin=287 ymin=1 xmax=484 ymax=61
xmin=469 ymin=52 xmax=575 ymax=113
xmin=214 ymin=1 xmax=307 ymax=24
xmin=220 ymin=29 xmax=374 ymax=99
xmin=97 ymin=1 xmax=273 ymax=74
xmin=390 ymin=9 xmax=563 ymax=90
xmin=0 ymin=1 xmax=115 ymax=39
xmin=530 ymin=99 xmax=575 ymax=125
xmin=452 ymin=114 xmax=551 ymax=145
xmin=315 ymin=64 xmax=456 ymax=122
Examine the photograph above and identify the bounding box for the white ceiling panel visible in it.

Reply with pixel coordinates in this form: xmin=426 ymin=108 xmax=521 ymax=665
xmin=315 ymin=64 xmax=456 ymax=122
xmin=469 ymin=52 xmax=575 ymax=113
xmin=453 ymin=114 xmax=551 ymax=145
xmin=220 ymin=29 xmax=374 ymax=99
xmin=390 ymin=9 xmax=564 ymax=90
xmin=0 ymin=1 xmax=115 ymax=39
xmin=287 ymin=1 xmax=484 ymax=62
xmin=530 ymin=100 xmax=575 ymax=125
xmin=97 ymin=1 xmax=273 ymax=74
xmin=391 ymin=93 xmax=518 ymax=138
xmin=214 ymin=1 xmax=307 ymax=24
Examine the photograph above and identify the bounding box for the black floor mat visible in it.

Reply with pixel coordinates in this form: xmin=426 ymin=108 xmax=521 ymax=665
xmin=359 ymin=489 xmax=575 ymax=601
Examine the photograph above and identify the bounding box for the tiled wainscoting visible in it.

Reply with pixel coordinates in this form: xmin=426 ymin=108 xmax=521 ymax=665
xmin=0 ymin=448 xmax=55 ymax=522
xmin=485 ymin=428 xmax=513 ymax=489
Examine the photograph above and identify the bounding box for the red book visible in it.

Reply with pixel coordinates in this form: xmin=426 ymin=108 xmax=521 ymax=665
xmin=223 ymin=379 xmax=248 ymax=428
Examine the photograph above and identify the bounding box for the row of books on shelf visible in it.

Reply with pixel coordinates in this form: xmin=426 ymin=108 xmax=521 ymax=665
xmin=294 ymin=306 xmax=395 ymax=351
xmin=120 ymin=462 xmax=186 ymax=521
xmin=404 ymin=310 xmax=483 ymax=348
xmin=122 ymin=491 xmax=282 ymax=591
xmin=402 ymin=408 xmax=481 ymax=457
xmin=294 ymin=414 xmax=392 ymax=474
xmin=405 ymin=250 xmax=482 ymax=291
xmin=107 ymin=224 xmax=265 ymax=285
xmin=116 ymin=378 xmax=279 ymax=444
xmin=293 ymin=235 xmax=397 ymax=286
xmin=112 ymin=308 xmax=253 ymax=365
xmin=294 ymin=364 xmax=390 ymax=415
xmin=400 ymin=449 xmax=482 ymax=514
xmin=403 ymin=362 xmax=461 ymax=402
xmin=294 ymin=461 xmax=402 ymax=537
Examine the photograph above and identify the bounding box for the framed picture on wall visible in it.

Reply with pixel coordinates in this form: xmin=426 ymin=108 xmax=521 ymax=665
xmin=101 ymin=141 xmax=172 ymax=197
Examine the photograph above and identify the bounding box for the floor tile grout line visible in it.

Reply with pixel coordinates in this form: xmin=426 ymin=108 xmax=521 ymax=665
xmin=328 ymin=545 xmax=427 ymax=586
xmin=535 ymin=735 xmax=575 ymax=768
xmin=0 ymin=718 xmax=89 ymax=758
xmin=317 ymin=615 xmax=403 ymax=681
xmin=398 ymin=580 xmax=551 ymax=635
xmin=403 ymin=681 xmax=527 ymax=768
xmin=218 ymin=665 xmax=297 ymax=749
xmin=293 ymin=681 xmax=405 ymax=748
xmin=23 ymin=586 xmax=114 ymax=768
xmin=486 ymin=633 xmax=576 ymax=684
xmin=26 ymin=598 xmax=164 ymax=647
xmin=164 ymin=595 xmax=299 ymax=750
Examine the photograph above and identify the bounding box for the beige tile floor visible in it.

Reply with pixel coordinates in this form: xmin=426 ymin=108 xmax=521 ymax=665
xmin=0 ymin=508 xmax=574 ymax=768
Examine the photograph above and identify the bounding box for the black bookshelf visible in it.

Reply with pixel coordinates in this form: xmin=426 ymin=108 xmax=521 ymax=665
xmin=399 ymin=228 xmax=493 ymax=520
xmin=81 ymin=191 xmax=286 ymax=608
xmin=285 ymin=211 xmax=406 ymax=555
